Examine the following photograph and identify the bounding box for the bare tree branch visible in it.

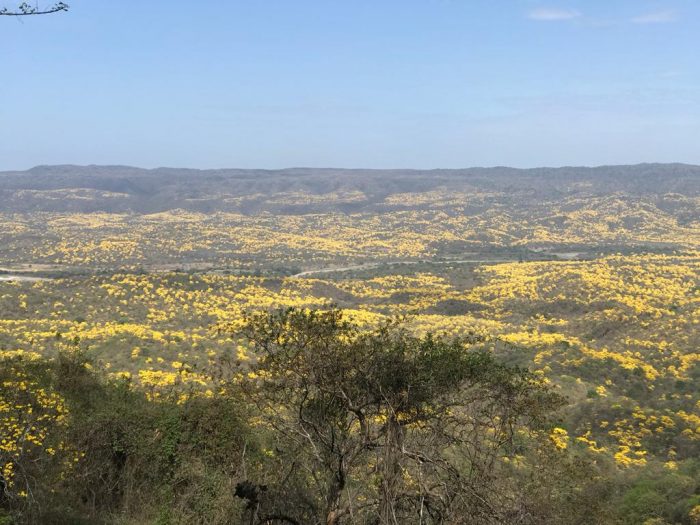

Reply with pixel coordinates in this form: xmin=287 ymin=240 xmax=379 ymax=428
xmin=0 ymin=2 xmax=68 ymax=16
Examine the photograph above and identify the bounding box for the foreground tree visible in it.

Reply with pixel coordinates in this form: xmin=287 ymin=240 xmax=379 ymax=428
xmin=227 ymin=308 xmax=563 ymax=524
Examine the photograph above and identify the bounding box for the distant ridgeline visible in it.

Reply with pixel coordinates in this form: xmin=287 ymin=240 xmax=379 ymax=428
xmin=0 ymin=163 xmax=698 ymax=214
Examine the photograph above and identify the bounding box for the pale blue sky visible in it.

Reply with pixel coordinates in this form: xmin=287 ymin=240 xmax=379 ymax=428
xmin=1 ymin=0 xmax=698 ymax=169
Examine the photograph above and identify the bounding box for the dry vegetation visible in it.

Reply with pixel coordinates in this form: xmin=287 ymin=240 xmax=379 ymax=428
xmin=1 ymin=164 xmax=699 ymax=524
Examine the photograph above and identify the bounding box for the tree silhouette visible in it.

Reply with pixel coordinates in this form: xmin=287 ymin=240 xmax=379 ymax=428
xmin=0 ymin=2 xmax=68 ymax=16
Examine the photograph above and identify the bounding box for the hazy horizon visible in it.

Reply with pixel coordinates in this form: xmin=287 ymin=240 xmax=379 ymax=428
xmin=5 ymin=161 xmax=700 ymax=174
xmin=2 ymin=0 xmax=699 ymax=171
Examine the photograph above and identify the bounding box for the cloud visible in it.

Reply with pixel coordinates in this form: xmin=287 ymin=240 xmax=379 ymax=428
xmin=632 ymin=10 xmax=677 ymax=24
xmin=528 ymin=8 xmax=581 ymax=21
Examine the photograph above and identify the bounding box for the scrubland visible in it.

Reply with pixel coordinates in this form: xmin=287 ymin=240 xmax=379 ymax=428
xmin=1 ymin=168 xmax=699 ymax=524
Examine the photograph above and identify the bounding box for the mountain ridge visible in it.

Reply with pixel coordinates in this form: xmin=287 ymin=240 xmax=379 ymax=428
xmin=1 ymin=163 xmax=699 ymax=214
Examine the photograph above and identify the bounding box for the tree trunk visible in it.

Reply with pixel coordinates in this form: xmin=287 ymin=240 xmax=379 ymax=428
xmin=325 ymin=469 xmax=345 ymax=525
xmin=379 ymin=415 xmax=403 ymax=525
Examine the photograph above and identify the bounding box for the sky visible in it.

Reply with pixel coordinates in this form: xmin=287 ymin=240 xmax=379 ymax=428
xmin=1 ymin=0 xmax=699 ymax=170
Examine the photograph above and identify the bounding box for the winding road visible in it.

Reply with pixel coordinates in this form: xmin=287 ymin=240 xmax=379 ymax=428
xmin=292 ymin=255 xmax=581 ymax=278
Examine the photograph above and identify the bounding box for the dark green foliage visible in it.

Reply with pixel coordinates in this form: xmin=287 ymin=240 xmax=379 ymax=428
xmin=618 ymin=463 xmax=700 ymax=525
xmin=233 ymin=308 xmax=564 ymax=524
xmin=2 ymin=351 xmax=249 ymax=525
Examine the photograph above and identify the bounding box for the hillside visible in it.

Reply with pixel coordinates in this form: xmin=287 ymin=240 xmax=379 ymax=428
xmin=1 ymin=164 xmax=698 ymax=273
xmin=1 ymin=164 xmax=699 ymax=524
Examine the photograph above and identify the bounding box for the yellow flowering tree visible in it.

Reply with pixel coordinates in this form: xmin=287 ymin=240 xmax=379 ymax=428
xmin=0 ymin=353 xmax=68 ymax=507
